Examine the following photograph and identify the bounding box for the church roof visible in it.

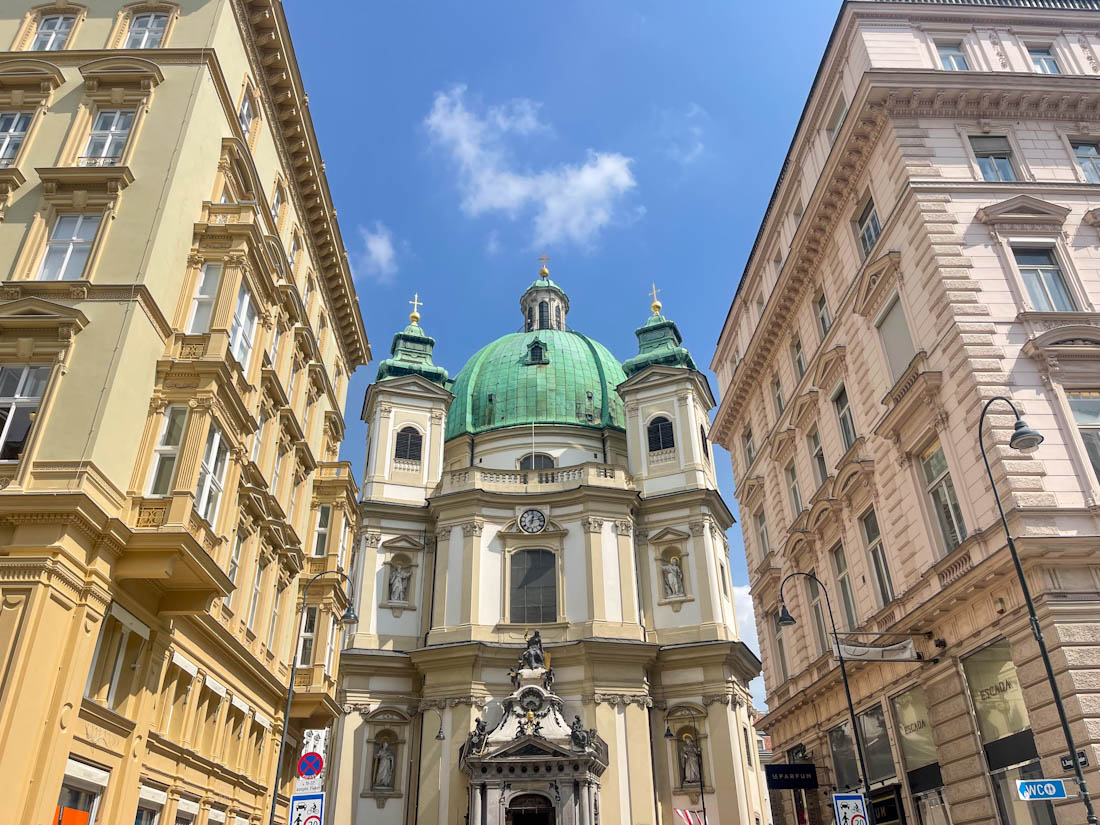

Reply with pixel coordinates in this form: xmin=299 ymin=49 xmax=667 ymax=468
xmin=375 ymin=321 xmax=449 ymax=386
xmin=621 ymin=312 xmax=697 ymax=377
xmin=444 ymin=328 xmax=627 ymax=440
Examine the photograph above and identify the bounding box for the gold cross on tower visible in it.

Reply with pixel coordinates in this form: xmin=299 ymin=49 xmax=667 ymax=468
xmin=649 ymin=282 xmax=662 ymax=316
xmin=409 ymin=292 xmax=423 ymax=323
xmin=537 ymin=253 xmax=551 ymax=278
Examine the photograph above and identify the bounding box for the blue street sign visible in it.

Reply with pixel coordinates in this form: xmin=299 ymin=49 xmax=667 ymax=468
xmin=1017 ymin=779 xmax=1068 ymax=801
xmin=833 ymin=793 xmax=869 ymax=825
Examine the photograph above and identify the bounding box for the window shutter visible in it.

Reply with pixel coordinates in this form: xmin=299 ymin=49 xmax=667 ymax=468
xmin=876 ymin=297 xmax=915 ymax=383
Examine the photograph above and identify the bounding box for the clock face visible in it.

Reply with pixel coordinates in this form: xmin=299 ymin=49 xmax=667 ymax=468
xmin=519 ymin=509 xmax=546 ymax=533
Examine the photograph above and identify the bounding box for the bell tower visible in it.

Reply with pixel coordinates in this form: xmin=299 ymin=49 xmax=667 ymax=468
xmin=519 ymin=255 xmax=570 ymax=331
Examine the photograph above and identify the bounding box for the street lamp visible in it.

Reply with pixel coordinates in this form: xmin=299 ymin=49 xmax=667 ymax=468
xmin=778 ymin=572 xmax=876 ymax=825
xmin=979 ymin=396 xmax=1097 ymax=825
xmin=267 ymin=570 xmax=358 ymax=825
xmin=664 ymin=706 xmax=708 ymax=825
xmin=424 ymin=706 xmax=446 ymax=741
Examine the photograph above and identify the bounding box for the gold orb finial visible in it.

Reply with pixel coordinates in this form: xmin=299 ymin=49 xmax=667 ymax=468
xmin=649 ymin=282 xmax=662 ymax=316
xmin=409 ymin=292 xmax=423 ymax=324
xmin=537 ymin=252 xmax=551 ymax=279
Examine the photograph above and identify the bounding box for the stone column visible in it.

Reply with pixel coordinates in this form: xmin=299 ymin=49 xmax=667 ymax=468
xmin=579 ymin=780 xmax=591 ymax=825
xmin=458 ymin=521 xmax=483 ymax=629
xmin=614 ymin=520 xmax=639 ymax=628
xmin=470 ymin=782 xmax=482 ymax=825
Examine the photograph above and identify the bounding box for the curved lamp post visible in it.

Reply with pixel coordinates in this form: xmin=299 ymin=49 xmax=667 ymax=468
xmin=778 ymin=571 xmax=875 ymax=825
xmin=980 ymin=396 xmax=1097 ymax=824
xmin=424 ymin=706 xmax=446 ymax=741
xmin=267 ymin=570 xmax=358 ymax=825
xmin=664 ymin=706 xmax=708 ymax=824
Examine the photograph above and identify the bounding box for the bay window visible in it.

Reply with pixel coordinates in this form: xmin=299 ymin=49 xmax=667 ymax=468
xmin=147 ymin=405 xmax=187 ymax=495
xmin=229 ymin=283 xmax=258 ymax=369
xmin=313 ymin=504 xmax=331 ymax=557
xmin=296 ymin=605 xmax=317 ymax=666
xmin=246 ymin=561 xmax=265 ymax=631
xmin=0 ymin=365 xmax=49 ymax=461
xmin=194 ymin=422 xmax=229 ymax=524
xmin=186 ymin=263 xmax=223 ymax=334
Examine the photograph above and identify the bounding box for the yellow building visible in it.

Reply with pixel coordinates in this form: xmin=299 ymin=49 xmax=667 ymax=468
xmin=0 ymin=1 xmax=368 ymax=823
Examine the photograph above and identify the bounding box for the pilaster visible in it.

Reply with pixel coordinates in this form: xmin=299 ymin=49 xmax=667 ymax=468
xmin=583 ymin=517 xmax=606 ymax=623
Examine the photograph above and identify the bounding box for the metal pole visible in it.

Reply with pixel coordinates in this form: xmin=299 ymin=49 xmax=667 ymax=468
xmin=980 ymin=397 xmax=1098 ymax=825
xmin=267 ymin=570 xmax=351 ymax=825
xmin=779 ymin=572 xmax=876 ymax=825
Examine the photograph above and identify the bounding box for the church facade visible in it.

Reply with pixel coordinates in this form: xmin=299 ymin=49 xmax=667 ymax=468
xmin=328 ymin=266 xmax=765 ymax=825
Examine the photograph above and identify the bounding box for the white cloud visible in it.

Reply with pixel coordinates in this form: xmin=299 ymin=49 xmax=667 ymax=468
xmin=659 ymin=102 xmax=708 ymax=166
xmin=425 ymin=85 xmax=638 ymax=249
xmin=353 ymin=221 xmax=398 ymax=283
xmin=733 ymin=584 xmax=769 ymax=712
xmin=485 ymin=229 xmax=501 ymax=257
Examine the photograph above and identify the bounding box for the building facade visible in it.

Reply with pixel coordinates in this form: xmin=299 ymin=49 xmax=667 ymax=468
xmin=329 ymin=271 xmax=767 ymax=825
xmin=0 ymin=1 xmax=368 ymax=824
xmin=711 ymin=2 xmax=1100 ymax=825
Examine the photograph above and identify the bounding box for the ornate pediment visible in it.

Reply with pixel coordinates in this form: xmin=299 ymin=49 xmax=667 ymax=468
xmin=483 ymin=736 xmax=576 ymax=761
xmin=0 ymin=57 xmax=64 ymax=107
xmin=813 ymin=345 xmax=846 ymax=390
xmin=0 ymin=296 xmax=88 ymax=360
xmin=647 ymin=526 xmax=691 ymax=544
xmin=976 ymin=194 xmax=1070 ymax=232
xmin=1022 ymin=321 xmax=1100 ymax=383
xmin=379 ymin=534 xmax=425 ymax=554
xmin=790 ymin=389 xmax=819 ymax=428
xmin=855 ymin=250 xmax=902 ymax=319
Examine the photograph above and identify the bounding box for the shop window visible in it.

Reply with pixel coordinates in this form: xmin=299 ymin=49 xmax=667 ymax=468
xmin=828 ymin=721 xmax=860 ymax=791
xmin=859 ymin=704 xmax=896 ymax=783
xmin=892 ymin=685 xmax=950 ymax=823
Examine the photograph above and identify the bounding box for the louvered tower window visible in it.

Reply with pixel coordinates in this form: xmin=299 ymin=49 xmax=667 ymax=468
xmin=647 ymin=417 xmax=675 ymax=451
xmin=394 ymin=427 xmax=422 ymax=461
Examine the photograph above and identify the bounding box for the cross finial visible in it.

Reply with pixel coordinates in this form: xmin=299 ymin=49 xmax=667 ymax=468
xmin=537 ymin=253 xmax=551 ymax=278
xmin=409 ymin=292 xmax=423 ymax=324
xmin=649 ymin=282 xmax=662 ymax=316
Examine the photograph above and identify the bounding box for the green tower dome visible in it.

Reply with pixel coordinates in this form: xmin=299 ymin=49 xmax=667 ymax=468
xmin=444 ymin=329 xmax=627 ymax=440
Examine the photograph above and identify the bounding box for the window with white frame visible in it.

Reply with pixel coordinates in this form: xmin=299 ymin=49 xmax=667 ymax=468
xmin=313 ymin=505 xmax=331 ymax=557
xmin=85 ymin=602 xmax=149 ymax=711
xmin=265 ymin=586 xmax=281 ymax=650
xmin=815 ymin=292 xmax=832 ymax=337
xmin=229 ymin=283 xmax=258 ymax=368
xmin=186 ymin=262 xmax=222 ymax=334
xmin=862 ymin=508 xmax=895 ymax=605
xmin=743 ymin=428 xmax=756 ymax=466
xmin=773 ymin=378 xmax=785 ymax=416
xmin=791 ymin=337 xmax=806 ymax=379
xmin=134 ymin=806 xmax=159 ymax=825
xmin=147 ymin=405 xmax=187 ymax=495
xmin=856 ymin=198 xmax=882 ymax=258
xmin=1073 ymin=141 xmax=1100 ymax=184
xmin=1013 ymin=247 xmax=1076 ymax=312
xmin=271 ymin=447 xmax=283 ymax=496
xmin=226 ymin=533 xmax=243 ymax=603
xmin=833 ymin=384 xmax=857 ymax=452
xmin=1067 ymin=391 xmax=1100 ymax=481
xmin=297 ymin=605 xmax=317 ymax=666
xmin=125 ymin=12 xmax=168 ymax=48
xmin=876 ymin=294 xmax=916 ymax=384
xmin=937 ymin=42 xmax=969 ymax=70
xmin=81 ymin=110 xmax=133 ymax=167
xmin=194 ymin=422 xmax=229 ymax=524
xmin=250 ymin=412 xmax=266 ymax=463
xmin=808 ymin=428 xmax=828 ymax=486
xmin=831 ymin=543 xmax=858 ymax=630
xmin=246 ymin=561 xmax=265 ymax=630
xmin=969 ymin=136 xmax=1017 ymax=182
xmin=0 ymin=112 xmax=31 ymax=168
xmin=1029 ymin=46 xmax=1060 ymax=74
xmin=337 ymin=521 xmax=349 ymax=569
xmin=806 ymin=573 xmax=829 ymax=656
xmin=773 ymin=612 xmax=790 ymax=681
xmin=509 ymin=549 xmax=557 ymax=624
xmin=754 ymin=509 xmax=770 ymax=557
xmin=237 ymin=90 xmax=255 ymax=134
xmin=786 ymin=462 xmax=803 ymax=515
xmin=270 ymin=185 xmax=283 ymax=224
xmin=288 ymin=479 xmax=300 ymax=524
xmin=825 ymin=94 xmax=847 ymax=144
xmin=921 ymin=440 xmax=967 ymax=552
xmin=0 ymin=365 xmax=49 ymax=461
xmin=288 ymin=234 xmax=300 ymax=267
xmin=31 ymin=14 xmax=75 ymax=50
xmin=324 ymin=618 xmax=337 ymax=675
xmin=38 ymin=213 xmax=101 ymax=280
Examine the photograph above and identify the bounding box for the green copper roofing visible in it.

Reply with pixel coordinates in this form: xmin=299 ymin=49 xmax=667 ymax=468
xmin=525 ymin=277 xmax=566 ymax=295
xmin=621 ymin=313 xmax=697 ymax=377
xmin=375 ymin=322 xmax=449 ymax=386
xmin=445 ymin=329 xmax=627 ymax=440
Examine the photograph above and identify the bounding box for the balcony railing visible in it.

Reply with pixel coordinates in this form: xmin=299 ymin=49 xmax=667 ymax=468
xmin=440 ymin=462 xmax=633 ymax=495
xmin=78 ymin=155 xmax=122 ymax=168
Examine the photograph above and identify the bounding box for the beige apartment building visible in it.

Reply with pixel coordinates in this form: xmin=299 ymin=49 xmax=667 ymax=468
xmin=0 ymin=1 xmax=368 ymax=824
xmin=711 ymin=2 xmax=1100 ymax=825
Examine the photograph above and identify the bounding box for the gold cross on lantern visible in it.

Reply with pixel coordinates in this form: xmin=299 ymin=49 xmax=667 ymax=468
xmin=409 ymin=292 xmax=423 ymax=323
xmin=649 ymin=283 xmax=663 ymax=315
xmin=537 ymin=253 xmax=551 ymax=278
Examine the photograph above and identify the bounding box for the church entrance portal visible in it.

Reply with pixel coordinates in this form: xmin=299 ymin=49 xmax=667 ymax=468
xmin=506 ymin=793 xmax=555 ymax=825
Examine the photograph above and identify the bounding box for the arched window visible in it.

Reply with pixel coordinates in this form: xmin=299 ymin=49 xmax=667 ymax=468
xmin=647 ymin=417 xmax=675 ymax=452
xmin=555 ymin=305 xmax=562 ymax=330
xmin=519 ymin=453 xmax=554 ymax=470
xmin=700 ymin=425 xmax=710 ymax=460
xmin=394 ymin=427 xmax=422 ymax=461
xmin=510 ymin=549 xmax=556 ymax=623
xmin=526 ymin=306 xmax=533 ymax=332
xmin=538 ymin=300 xmax=549 ymax=330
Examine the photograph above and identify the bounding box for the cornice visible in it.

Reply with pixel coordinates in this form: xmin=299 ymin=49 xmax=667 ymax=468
xmin=0 ymin=281 xmax=172 ymax=341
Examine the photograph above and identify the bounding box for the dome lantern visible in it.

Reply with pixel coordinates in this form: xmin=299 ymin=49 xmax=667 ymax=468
xmin=519 ymin=254 xmax=569 ymax=332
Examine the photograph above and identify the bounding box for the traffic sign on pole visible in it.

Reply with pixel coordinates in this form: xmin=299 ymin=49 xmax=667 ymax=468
xmin=297 ymin=751 xmax=324 ymax=778
xmin=1017 ymin=779 xmax=1068 ymax=801
xmin=289 ymin=792 xmax=324 ymax=825
xmin=833 ymin=793 xmax=869 ymax=825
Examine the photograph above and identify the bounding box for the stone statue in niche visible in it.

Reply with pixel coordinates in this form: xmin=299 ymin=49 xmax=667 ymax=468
xmin=679 ymin=734 xmax=701 ymax=785
xmin=373 ymin=740 xmax=395 ymax=789
xmin=661 ymin=556 xmax=685 ymax=598
xmin=388 ymin=565 xmax=411 ymax=603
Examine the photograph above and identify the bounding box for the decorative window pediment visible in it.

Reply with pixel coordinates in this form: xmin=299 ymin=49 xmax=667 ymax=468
xmin=79 ymin=56 xmax=163 ymax=106
xmin=0 ymin=58 xmax=64 ymax=107
xmin=737 ymin=474 xmax=765 ymax=503
xmin=769 ymin=427 xmax=798 ymax=461
xmin=0 ymin=295 xmax=87 ymax=360
xmin=855 ymin=250 xmax=902 ymax=319
xmin=36 ymin=165 xmax=133 ymax=210
xmin=976 ymin=194 xmax=1070 ymax=233
xmin=1023 ymin=322 xmax=1100 ymax=382
xmin=813 ymin=344 xmax=846 ymax=389
xmin=790 ymin=389 xmax=819 ymax=428
xmin=1084 ymin=207 xmax=1100 ymax=228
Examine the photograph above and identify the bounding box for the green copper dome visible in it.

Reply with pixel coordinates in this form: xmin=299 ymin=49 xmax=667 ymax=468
xmin=445 ymin=329 xmax=627 ymax=440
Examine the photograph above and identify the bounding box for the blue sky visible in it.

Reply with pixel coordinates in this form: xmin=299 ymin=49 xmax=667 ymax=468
xmin=285 ymin=0 xmax=842 ymax=707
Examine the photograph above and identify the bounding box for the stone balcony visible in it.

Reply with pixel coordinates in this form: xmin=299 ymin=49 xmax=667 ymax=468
xmin=438 ymin=462 xmax=634 ymax=496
